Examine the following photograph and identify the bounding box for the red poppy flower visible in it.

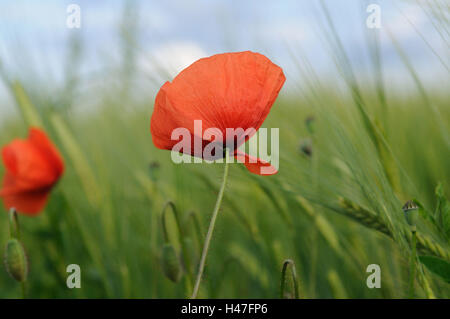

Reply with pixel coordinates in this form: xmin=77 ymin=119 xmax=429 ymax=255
xmin=0 ymin=128 xmax=64 ymax=215
xmin=150 ymin=51 xmax=285 ymax=175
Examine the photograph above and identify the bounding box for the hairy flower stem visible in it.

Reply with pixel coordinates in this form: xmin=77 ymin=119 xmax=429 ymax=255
xmin=9 ymin=208 xmax=21 ymax=239
xmin=408 ymin=228 xmax=417 ymax=298
xmin=191 ymin=152 xmax=230 ymax=299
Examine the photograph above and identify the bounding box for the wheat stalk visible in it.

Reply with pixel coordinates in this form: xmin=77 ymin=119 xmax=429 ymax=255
xmin=338 ymin=197 xmax=450 ymax=261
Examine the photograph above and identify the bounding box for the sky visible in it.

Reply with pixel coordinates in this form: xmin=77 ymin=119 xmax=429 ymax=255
xmin=0 ymin=0 xmax=448 ymax=114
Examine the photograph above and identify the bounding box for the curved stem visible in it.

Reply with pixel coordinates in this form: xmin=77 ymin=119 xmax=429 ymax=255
xmin=191 ymin=152 xmax=230 ymax=299
xmin=161 ymin=201 xmax=183 ymax=243
xmin=280 ymin=259 xmax=300 ymax=299
xmin=408 ymin=229 xmax=417 ymax=298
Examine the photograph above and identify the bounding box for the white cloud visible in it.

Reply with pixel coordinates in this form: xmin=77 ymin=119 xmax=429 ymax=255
xmin=140 ymin=41 xmax=208 ymax=79
xmin=263 ymin=20 xmax=310 ymax=44
xmin=385 ymin=4 xmax=427 ymax=39
xmin=140 ymin=6 xmax=173 ymax=32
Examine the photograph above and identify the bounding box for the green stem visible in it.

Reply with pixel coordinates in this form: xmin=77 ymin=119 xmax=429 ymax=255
xmin=9 ymin=208 xmax=20 ymax=239
xmin=21 ymin=282 xmax=26 ymax=299
xmin=408 ymin=229 xmax=417 ymax=298
xmin=161 ymin=201 xmax=184 ymax=243
xmin=191 ymin=152 xmax=230 ymax=299
xmin=310 ymin=132 xmax=318 ymax=297
xmin=280 ymin=259 xmax=300 ymax=299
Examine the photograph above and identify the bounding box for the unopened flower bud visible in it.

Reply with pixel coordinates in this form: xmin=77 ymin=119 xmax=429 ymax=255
xmin=161 ymin=243 xmax=182 ymax=283
xmin=4 ymin=239 xmax=28 ymax=282
xmin=149 ymin=161 xmax=160 ymax=181
xmin=299 ymin=138 xmax=312 ymax=158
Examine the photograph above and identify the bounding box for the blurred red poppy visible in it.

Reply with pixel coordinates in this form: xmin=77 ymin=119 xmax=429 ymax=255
xmin=0 ymin=128 xmax=64 ymax=215
xmin=150 ymin=51 xmax=285 ymax=175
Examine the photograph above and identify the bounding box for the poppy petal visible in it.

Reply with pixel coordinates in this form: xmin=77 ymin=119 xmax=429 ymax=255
xmin=1 ymin=141 xmax=54 ymax=191
xmin=0 ymin=128 xmax=64 ymax=215
xmin=150 ymin=51 xmax=285 ymax=154
xmin=1 ymin=187 xmax=50 ymax=216
xmin=2 ymin=145 xmax=18 ymax=174
xmin=0 ymin=172 xmax=21 ymax=196
xmin=151 ymin=82 xmax=188 ymax=150
xmin=29 ymin=127 xmax=65 ymax=177
xmin=234 ymin=149 xmax=278 ymax=176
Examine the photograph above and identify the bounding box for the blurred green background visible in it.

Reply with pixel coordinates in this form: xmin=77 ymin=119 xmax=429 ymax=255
xmin=0 ymin=0 xmax=449 ymax=298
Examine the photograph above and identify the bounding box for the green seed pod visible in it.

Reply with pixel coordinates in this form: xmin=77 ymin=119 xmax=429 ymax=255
xmin=161 ymin=243 xmax=182 ymax=283
xmin=4 ymin=239 xmax=28 ymax=282
xmin=403 ymin=200 xmax=419 ymax=228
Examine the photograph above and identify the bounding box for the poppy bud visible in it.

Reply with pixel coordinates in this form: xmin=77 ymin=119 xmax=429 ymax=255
xmin=402 ymin=200 xmax=419 ymax=228
xmin=148 ymin=161 xmax=160 ymax=182
xmin=299 ymin=138 xmax=312 ymax=158
xmin=4 ymin=238 xmax=28 ymax=282
xmin=161 ymin=243 xmax=182 ymax=283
